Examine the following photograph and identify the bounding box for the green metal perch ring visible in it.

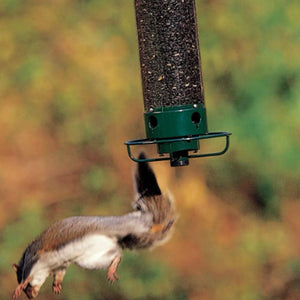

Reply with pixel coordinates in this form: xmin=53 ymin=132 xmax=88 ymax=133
xmin=125 ymin=131 xmax=231 ymax=163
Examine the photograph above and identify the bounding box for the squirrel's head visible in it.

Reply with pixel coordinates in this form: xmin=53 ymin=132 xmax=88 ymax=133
xmin=23 ymin=283 xmax=39 ymax=299
xmin=13 ymin=264 xmax=40 ymax=299
xmin=13 ymin=263 xmax=23 ymax=284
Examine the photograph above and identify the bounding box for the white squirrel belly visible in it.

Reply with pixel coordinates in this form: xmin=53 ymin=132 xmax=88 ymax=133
xmin=29 ymin=234 xmax=120 ymax=287
xmin=71 ymin=234 xmax=120 ymax=269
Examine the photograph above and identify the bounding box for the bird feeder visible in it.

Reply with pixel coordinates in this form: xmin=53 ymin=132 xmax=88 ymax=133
xmin=125 ymin=0 xmax=231 ymax=166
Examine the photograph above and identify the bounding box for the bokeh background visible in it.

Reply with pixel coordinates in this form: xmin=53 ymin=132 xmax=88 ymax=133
xmin=1 ymin=0 xmax=300 ymax=299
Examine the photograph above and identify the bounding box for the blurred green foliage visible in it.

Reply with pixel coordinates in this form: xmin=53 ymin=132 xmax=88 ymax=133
xmin=0 ymin=0 xmax=300 ymax=299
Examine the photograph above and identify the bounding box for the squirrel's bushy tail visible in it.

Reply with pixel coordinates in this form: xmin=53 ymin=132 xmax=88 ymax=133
xmin=133 ymin=153 xmax=177 ymax=248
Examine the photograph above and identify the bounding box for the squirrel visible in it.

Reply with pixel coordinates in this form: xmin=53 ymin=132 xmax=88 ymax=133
xmin=12 ymin=152 xmax=176 ymax=299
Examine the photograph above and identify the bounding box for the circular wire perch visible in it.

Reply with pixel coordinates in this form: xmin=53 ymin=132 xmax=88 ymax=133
xmin=126 ymin=0 xmax=231 ymax=167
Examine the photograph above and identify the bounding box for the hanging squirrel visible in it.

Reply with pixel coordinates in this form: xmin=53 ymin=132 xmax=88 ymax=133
xmin=12 ymin=152 xmax=176 ymax=299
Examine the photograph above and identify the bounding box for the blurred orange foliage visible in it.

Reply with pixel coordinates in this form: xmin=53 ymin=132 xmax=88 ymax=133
xmin=0 ymin=0 xmax=299 ymax=300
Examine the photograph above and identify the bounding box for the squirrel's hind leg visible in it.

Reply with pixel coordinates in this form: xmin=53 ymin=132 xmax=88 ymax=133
xmin=107 ymin=255 xmax=122 ymax=283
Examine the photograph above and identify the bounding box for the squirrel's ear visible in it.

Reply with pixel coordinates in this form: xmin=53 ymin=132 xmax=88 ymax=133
xmin=12 ymin=264 xmax=19 ymax=272
xmin=135 ymin=152 xmax=161 ymax=197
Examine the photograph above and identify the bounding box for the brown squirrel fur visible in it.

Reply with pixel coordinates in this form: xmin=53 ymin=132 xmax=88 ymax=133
xmin=13 ymin=153 xmax=176 ymax=299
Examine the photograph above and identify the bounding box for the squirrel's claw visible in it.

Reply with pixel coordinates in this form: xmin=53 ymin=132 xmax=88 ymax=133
xmin=52 ymin=282 xmax=62 ymax=294
xmin=12 ymin=276 xmax=32 ymax=300
xmin=52 ymin=268 xmax=65 ymax=294
xmin=12 ymin=285 xmax=22 ymax=300
xmin=107 ymin=270 xmax=119 ymax=283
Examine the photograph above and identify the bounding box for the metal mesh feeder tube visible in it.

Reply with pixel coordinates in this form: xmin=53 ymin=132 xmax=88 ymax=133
xmin=125 ymin=0 xmax=231 ymax=166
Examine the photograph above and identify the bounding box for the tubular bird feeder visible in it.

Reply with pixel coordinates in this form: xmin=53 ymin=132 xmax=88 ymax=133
xmin=125 ymin=0 xmax=231 ymax=166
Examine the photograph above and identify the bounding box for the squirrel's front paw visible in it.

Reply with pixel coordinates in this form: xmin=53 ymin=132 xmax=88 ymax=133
xmin=52 ymin=282 xmax=62 ymax=294
xmin=12 ymin=286 xmax=22 ymax=300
